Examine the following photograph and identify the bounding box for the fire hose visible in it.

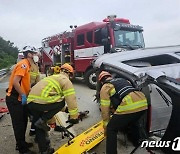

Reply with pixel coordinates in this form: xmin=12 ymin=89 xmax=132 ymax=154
xmin=0 ymin=98 xmax=9 ymax=120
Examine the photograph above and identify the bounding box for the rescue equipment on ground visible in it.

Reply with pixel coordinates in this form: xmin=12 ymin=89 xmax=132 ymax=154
xmin=54 ymin=120 xmax=104 ymax=154
xmin=0 ymin=107 xmax=9 ymax=120
xmin=0 ymin=98 xmax=5 ymax=102
xmin=0 ymin=107 xmax=8 ymax=113
xmin=53 ymin=110 xmax=105 ymax=154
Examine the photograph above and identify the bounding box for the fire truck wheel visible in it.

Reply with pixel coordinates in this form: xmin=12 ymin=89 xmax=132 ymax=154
xmin=85 ymin=69 xmax=97 ymax=89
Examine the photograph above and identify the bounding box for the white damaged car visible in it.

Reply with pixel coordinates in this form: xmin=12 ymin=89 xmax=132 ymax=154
xmin=94 ymin=45 xmax=180 ymax=137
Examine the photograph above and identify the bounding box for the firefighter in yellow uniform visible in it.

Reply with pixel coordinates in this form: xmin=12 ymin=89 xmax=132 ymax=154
xmin=30 ymin=61 xmax=40 ymax=87
xmin=98 ymin=71 xmax=148 ymax=154
xmin=27 ymin=63 xmax=79 ymax=154
xmin=29 ymin=53 xmax=41 ymax=136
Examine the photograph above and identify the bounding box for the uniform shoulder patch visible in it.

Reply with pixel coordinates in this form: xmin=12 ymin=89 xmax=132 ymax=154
xmin=21 ymin=64 xmax=27 ymax=69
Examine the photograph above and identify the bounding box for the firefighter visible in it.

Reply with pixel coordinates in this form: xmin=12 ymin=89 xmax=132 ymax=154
xmin=6 ymin=46 xmax=38 ymax=154
xmin=29 ymin=52 xmax=41 ymax=136
xmin=27 ymin=63 xmax=79 ymax=154
xmin=98 ymin=71 xmax=148 ymax=154
xmin=30 ymin=52 xmax=40 ymax=87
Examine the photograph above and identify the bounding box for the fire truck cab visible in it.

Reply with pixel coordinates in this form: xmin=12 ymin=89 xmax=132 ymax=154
xmin=41 ymin=15 xmax=145 ymax=89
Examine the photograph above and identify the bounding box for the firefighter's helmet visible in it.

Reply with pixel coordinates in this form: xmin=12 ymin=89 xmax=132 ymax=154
xmin=22 ymin=46 xmax=37 ymax=53
xmin=98 ymin=71 xmax=112 ymax=82
xmin=61 ymin=63 xmax=74 ymax=74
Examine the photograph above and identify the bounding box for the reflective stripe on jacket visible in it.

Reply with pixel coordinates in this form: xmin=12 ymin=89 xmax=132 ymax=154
xmin=28 ymin=77 xmax=62 ymax=103
xmin=115 ymin=93 xmax=147 ymax=114
xmin=30 ymin=71 xmax=39 ymax=77
xmin=27 ymin=72 xmax=78 ymax=119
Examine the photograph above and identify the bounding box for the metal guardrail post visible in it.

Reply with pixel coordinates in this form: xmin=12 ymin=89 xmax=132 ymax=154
xmin=0 ymin=69 xmax=7 ymax=77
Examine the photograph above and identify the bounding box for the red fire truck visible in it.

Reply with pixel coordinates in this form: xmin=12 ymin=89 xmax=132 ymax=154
xmin=40 ymin=15 xmax=145 ymax=89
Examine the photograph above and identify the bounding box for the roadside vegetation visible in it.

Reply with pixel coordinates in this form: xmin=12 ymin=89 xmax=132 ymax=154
xmin=0 ymin=36 xmax=19 ymax=69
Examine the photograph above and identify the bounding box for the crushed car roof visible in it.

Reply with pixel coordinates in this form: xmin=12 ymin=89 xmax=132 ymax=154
xmin=94 ymin=45 xmax=180 ymax=78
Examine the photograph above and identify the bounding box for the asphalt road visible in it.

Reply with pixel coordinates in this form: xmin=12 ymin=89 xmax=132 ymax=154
xmin=0 ymin=75 xmax=161 ymax=154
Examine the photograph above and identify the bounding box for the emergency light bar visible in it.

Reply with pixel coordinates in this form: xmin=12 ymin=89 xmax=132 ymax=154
xmin=103 ymin=15 xmax=130 ymax=24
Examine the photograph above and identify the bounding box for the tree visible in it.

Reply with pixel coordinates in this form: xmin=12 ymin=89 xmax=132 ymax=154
xmin=0 ymin=36 xmax=19 ymax=69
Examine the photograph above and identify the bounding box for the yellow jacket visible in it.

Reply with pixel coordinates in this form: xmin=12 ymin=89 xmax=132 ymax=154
xmin=29 ymin=62 xmax=40 ymax=86
xmin=100 ymin=83 xmax=147 ymax=127
xmin=27 ymin=72 xmax=79 ymax=119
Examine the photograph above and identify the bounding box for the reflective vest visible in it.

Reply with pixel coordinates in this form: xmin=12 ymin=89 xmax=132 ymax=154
xmin=116 ymin=93 xmax=147 ymax=113
xmin=105 ymin=78 xmax=137 ymax=109
xmin=107 ymin=78 xmax=147 ymax=113
xmin=27 ymin=74 xmax=78 ymax=117
xmin=27 ymin=77 xmax=63 ymax=103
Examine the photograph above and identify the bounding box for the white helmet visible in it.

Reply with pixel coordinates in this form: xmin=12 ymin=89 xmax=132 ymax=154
xmin=22 ymin=46 xmax=37 ymax=53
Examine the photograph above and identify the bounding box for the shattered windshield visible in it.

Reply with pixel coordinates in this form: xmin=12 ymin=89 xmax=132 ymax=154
xmin=114 ymin=30 xmax=145 ymax=49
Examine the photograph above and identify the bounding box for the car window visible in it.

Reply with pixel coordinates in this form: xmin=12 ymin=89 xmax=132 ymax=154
xmin=175 ymin=52 xmax=180 ymax=56
xmin=122 ymin=54 xmax=180 ymax=67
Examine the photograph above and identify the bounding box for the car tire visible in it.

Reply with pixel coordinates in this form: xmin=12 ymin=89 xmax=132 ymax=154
xmin=85 ymin=69 xmax=97 ymax=89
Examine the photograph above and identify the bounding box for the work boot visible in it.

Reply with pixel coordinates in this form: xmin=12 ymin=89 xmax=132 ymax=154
xmin=35 ymin=118 xmax=50 ymax=131
xmin=19 ymin=149 xmax=34 ymax=154
xmin=46 ymin=136 xmax=50 ymax=146
xmin=34 ymin=136 xmax=50 ymax=146
xmin=40 ymin=147 xmax=54 ymax=154
xmin=16 ymin=142 xmax=33 ymax=150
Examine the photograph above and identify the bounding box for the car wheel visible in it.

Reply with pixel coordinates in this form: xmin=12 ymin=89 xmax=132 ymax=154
xmin=85 ymin=69 xmax=97 ymax=89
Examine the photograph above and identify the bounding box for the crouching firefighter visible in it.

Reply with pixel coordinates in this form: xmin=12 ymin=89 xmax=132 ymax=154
xmin=98 ymin=71 xmax=148 ymax=154
xmin=27 ymin=63 xmax=79 ymax=154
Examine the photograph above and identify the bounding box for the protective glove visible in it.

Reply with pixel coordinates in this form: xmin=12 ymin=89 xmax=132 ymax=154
xmin=21 ymin=94 xmax=27 ymax=105
xmin=66 ymin=118 xmax=79 ymax=124
xmin=78 ymin=111 xmax=89 ymax=121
